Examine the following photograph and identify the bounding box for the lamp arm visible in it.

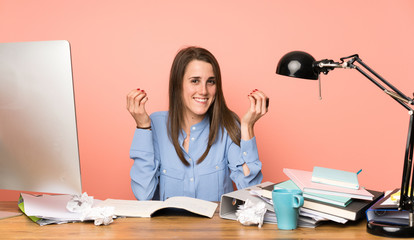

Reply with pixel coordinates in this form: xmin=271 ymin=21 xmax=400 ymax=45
xmin=314 ymin=59 xmax=346 ymax=75
xmin=353 ymin=64 xmax=413 ymax=111
xmin=315 ymin=54 xmax=360 ymax=74
xmin=385 ymin=90 xmax=413 ymax=105
xmin=353 ymin=57 xmax=413 ymax=106
xmin=317 ymin=55 xmax=414 ymax=110
xmin=345 ymin=56 xmax=414 ymax=219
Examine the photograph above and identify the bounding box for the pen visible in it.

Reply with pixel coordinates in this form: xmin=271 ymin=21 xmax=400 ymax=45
xmin=356 ymin=169 xmax=362 ymax=175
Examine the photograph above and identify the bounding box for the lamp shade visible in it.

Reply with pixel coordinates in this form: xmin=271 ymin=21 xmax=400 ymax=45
xmin=276 ymin=51 xmax=318 ymax=80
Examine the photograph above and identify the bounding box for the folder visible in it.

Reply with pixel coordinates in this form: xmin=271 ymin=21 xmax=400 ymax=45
xmin=219 ymin=182 xmax=275 ymax=222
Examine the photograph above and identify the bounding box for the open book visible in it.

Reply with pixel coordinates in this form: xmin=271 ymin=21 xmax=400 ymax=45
xmin=97 ymin=196 xmax=218 ymax=218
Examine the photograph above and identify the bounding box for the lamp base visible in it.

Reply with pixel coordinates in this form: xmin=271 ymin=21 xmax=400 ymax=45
xmin=367 ymin=220 xmax=414 ymax=238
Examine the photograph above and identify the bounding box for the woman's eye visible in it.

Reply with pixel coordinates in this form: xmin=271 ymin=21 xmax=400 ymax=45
xmin=207 ymin=79 xmax=216 ymax=85
xmin=191 ymin=79 xmax=199 ymax=83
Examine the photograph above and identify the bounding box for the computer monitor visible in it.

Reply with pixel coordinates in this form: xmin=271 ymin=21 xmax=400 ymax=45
xmin=0 ymin=41 xmax=82 ymax=201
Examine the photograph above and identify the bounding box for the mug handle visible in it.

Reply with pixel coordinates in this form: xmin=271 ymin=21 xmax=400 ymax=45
xmin=292 ymin=195 xmax=304 ymax=208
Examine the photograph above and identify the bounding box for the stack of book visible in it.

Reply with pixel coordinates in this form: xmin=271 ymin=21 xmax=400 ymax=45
xmin=261 ymin=168 xmax=383 ymax=226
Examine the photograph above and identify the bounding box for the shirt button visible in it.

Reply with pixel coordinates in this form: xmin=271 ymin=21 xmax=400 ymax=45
xmin=190 ymin=178 xmax=194 ymax=182
xmin=243 ymin=152 xmax=247 ymax=156
xmin=215 ymin=166 xmax=219 ymax=170
xmin=163 ymin=169 xmax=167 ymax=174
xmin=192 ymin=127 xmax=196 ymax=130
xmin=189 ymin=158 xmax=192 ymax=161
xmin=191 ymin=137 xmax=195 ymax=141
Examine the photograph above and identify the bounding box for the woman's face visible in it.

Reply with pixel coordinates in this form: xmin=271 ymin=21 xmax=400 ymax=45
xmin=181 ymin=60 xmax=217 ymax=122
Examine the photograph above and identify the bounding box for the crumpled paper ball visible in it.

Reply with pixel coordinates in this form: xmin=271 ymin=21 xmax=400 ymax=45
xmin=84 ymin=206 xmax=115 ymax=226
xmin=66 ymin=192 xmax=115 ymax=226
xmin=235 ymin=199 xmax=267 ymax=228
xmin=66 ymin=192 xmax=94 ymax=213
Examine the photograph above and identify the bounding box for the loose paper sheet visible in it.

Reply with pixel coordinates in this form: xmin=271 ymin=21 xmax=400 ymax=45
xmin=21 ymin=193 xmax=101 ymax=220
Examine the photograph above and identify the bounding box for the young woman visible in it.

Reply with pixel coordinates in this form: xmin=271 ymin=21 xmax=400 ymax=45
xmin=126 ymin=46 xmax=269 ymax=201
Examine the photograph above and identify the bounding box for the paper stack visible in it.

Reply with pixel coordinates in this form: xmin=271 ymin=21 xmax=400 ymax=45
xmin=18 ymin=193 xmax=112 ymax=226
xmin=219 ymin=182 xmax=332 ymax=228
xmin=251 ymin=187 xmax=348 ymax=227
xmin=219 ymin=180 xmax=380 ymax=228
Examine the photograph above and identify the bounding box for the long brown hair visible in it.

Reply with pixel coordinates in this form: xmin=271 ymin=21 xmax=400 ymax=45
xmin=168 ymin=46 xmax=240 ymax=166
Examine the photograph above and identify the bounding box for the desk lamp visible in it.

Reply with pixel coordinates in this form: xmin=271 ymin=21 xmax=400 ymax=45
xmin=276 ymin=51 xmax=414 ymax=238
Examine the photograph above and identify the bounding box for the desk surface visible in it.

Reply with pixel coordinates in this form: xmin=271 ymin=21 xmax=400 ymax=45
xmin=0 ymin=201 xmax=392 ymax=239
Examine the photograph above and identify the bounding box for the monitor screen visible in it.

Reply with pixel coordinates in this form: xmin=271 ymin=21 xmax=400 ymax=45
xmin=0 ymin=40 xmax=82 ymax=195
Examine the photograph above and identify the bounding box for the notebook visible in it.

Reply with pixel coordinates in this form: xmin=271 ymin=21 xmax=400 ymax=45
xmin=312 ymin=166 xmax=359 ymax=189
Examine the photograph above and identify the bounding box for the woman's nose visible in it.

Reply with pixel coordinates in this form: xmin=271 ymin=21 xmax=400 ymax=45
xmin=199 ymin=84 xmax=208 ymax=95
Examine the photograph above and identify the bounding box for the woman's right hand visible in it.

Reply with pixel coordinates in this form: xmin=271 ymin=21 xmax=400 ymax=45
xmin=126 ymin=88 xmax=151 ymax=128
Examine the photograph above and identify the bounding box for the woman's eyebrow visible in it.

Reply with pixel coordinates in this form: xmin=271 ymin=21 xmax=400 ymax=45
xmin=188 ymin=76 xmax=215 ymax=80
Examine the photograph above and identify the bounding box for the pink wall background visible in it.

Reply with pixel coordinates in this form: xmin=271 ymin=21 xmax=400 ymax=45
xmin=1 ymin=0 xmax=413 ymax=201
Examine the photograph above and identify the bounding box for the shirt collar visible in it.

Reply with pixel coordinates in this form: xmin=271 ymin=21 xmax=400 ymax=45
xmin=180 ymin=115 xmax=210 ymax=139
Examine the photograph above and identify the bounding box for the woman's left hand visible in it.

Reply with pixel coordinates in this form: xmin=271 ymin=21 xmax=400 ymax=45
xmin=241 ymin=89 xmax=269 ymax=140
